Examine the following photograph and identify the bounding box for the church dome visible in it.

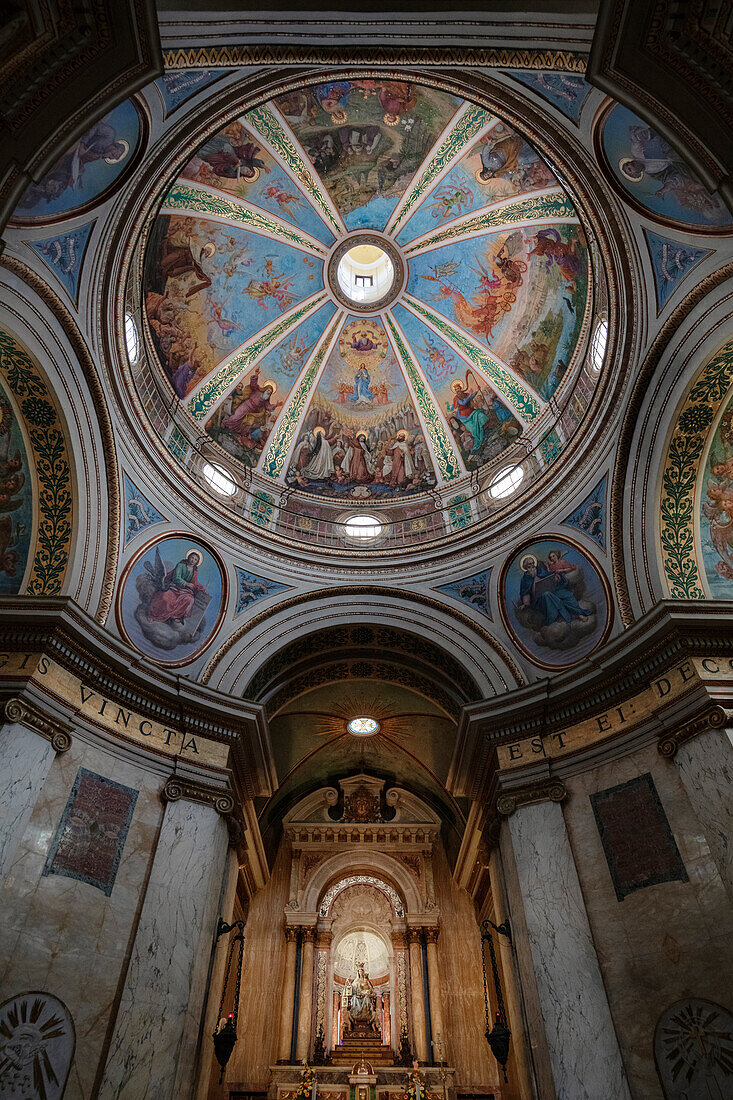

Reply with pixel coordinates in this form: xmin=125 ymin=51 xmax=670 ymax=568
xmin=128 ymin=76 xmax=606 ymax=555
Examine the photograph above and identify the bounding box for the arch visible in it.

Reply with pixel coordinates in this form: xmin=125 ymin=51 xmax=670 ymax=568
xmin=611 ymin=264 xmax=733 ymax=622
xmin=319 ymin=875 xmax=405 ymax=919
xmin=301 ymin=851 xmax=422 ymax=917
xmin=201 ymin=587 xmax=526 ymax=699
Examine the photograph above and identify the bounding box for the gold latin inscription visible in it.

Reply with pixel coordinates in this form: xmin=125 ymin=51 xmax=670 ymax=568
xmin=496 ymin=659 xmax=729 ymax=769
xmin=0 ymin=652 xmax=229 ymax=767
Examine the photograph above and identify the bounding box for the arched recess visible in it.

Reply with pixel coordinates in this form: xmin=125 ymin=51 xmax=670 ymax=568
xmin=304 ymin=857 xmax=420 ymax=917
xmin=202 ymin=587 xmax=526 ymax=700
xmin=611 ymin=265 xmax=733 ymax=622
xmin=0 ymin=258 xmax=119 ymax=620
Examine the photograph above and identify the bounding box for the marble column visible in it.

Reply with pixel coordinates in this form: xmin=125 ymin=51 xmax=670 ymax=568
xmin=408 ymin=929 xmax=428 ymax=1062
xmin=278 ymin=927 xmax=299 ymax=1061
xmin=671 ymin=725 xmax=733 ymax=901
xmin=424 ymin=928 xmax=444 ymax=1061
xmin=99 ymin=790 xmax=230 ymax=1100
xmin=0 ymin=716 xmax=68 ymax=880
xmin=504 ymin=794 xmax=631 ymax=1100
xmin=296 ymin=928 xmax=316 ymax=1060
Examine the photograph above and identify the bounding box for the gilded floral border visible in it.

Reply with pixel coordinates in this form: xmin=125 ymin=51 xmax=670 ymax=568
xmin=659 ymin=338 xmax=733 ymax=599
xmin=0 ymin=330 xmax=73 ymax=596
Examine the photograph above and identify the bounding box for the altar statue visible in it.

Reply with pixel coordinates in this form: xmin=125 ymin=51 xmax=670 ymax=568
xmin=346 ymin=962 xmax=377 ymax=1029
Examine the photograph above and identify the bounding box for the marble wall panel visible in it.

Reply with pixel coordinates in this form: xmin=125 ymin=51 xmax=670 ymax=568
xmin=0 ymin=735 xmax=165 ymax=1099
xmin=0 ymin=722 xmax=53 ymax=881
xmin=431 ymin=841 xmax=498 ymax=1090
xmin=226 ymin=840 xmax=291 ymax=1089
xmin=564 ymin=743 xmax=733 ymax=1100
xmin=674 ymin=726 xmax=733 ymax=902
xmin=99 ymin=798 xmax=229 ymax=1100
xmin=497 ymin=827 xmax=556 ymax=1100
xmin=508 ymin=800 xmax=631 ymax=1100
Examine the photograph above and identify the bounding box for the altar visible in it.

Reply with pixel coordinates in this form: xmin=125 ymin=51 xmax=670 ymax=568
xmin=267 ymin=1063 xmax=459 ymax=1100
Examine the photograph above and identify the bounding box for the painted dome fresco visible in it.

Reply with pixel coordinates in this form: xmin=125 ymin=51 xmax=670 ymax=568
xmin=139 ymin=78 xmax=601 ymax=543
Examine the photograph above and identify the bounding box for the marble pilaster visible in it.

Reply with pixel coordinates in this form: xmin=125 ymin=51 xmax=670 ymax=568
xmin=506 ymin=798 xmax=631 ymax=1100
xmin=99 ymin=795 xmax=229 ymax=1100
xmin=279 ymin=928 xmax=299 ymax=1060
xmin=0 ymin=721 xmax=56 ymax=881
xmin=408 ymin=930 xmax=427 ymax=1062
xmin=296 ymin=928 xmax=315 ymax=1060
xmin=672 ymin=725 xmax=733 ymax=902
xmin=424 ymin=929 xmax=444 ymax=1061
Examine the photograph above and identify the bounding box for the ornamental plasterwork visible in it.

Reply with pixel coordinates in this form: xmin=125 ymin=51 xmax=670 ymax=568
xmin=320 ymin=876 xmax=405 ymax=917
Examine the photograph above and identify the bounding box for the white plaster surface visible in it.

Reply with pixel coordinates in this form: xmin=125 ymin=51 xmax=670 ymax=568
xmin=99 ymin=797 xmax=228 ymax=1100
xmin=675 ymin=727 xmax=733 ymax=902
xmin=0 ymin=722 xmax=53 ymax=880
xmin=508 ymin=799 xmax=631 ymax=1100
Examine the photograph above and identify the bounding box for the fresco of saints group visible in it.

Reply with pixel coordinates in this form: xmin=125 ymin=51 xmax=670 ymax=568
xmin=700 ymin=393 xmax=733 ymax=598
xmin=0 ymin=382 xmax=32 ymax=593
xmin=118 ymin=536 xmax=226 ymax=665
xmin=275 ymin=80 xmax=461 ymax=230
xmin=286 ymin=318 xmax=437 ymax=499
xmin=501 ymin=537 xmax=611 ymax=669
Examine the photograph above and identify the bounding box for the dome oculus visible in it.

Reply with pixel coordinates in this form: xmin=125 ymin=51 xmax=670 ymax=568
xmin=139 ymin=77 xmax=596 ymax=520
xmin=347 ymin=717 xmax=380 ymax=736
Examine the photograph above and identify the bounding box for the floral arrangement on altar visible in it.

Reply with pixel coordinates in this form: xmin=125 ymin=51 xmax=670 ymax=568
xmin=296 ymin=1061 xmax=317 ymax=1100
xmin=402 ymin=1065 xmax=436 ymax=1100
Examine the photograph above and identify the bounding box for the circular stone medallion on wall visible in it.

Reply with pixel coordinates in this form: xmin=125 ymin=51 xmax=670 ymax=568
xmin=116 ymin=533 xmax=227 ymax=666
xmin=499 ymin=534 xmax=612 ymax=669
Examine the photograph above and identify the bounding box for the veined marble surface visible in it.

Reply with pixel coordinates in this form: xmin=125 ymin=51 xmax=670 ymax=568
xmin=508 ymin=799 xmax=631 ymax=1100
xmin=0 ymin=722 xmax=53 ymax=880
xmin=675 ymin=727 xmax=733 ymax=902
xmin=99 ymin=797 xmax=228 ymax=1100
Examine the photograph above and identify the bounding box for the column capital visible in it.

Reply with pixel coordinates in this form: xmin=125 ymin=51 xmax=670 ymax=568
xmin=4 ymin=696 xmax=72 ymax=753
xmin=424 ymin=926 xmax=440 ymax=944
xmin=496 ymin=779 xmax=567 ymax=817
xmin=657 ymin=704 xmax=731 ymax=758
xmin=301 ymin=926 xmax=317 ymax=943
xmin=161 ymin=775 xmax=235 ymax=816
xmin=407 ymin=927 xmax=424 ymax=945
xmin=284 ymin=925 xmax=299 ymax=942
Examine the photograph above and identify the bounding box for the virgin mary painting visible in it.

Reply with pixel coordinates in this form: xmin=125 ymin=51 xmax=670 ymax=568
xmin=118 ymin=536 xmax=225 ymax=665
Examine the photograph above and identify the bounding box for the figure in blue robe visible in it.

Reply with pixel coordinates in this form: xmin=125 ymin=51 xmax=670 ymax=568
xmin=349 ymin=365 xmax=375 ymax=403
xmin=519 ymin=560 xmax=593 ymax=626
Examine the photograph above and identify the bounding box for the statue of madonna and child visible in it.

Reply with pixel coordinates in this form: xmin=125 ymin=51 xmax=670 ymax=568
xmin=343 ymin=962 xmax=378 ymax=1032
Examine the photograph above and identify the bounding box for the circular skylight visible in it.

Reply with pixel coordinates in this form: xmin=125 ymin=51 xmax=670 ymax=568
xmin=347 ymin=716 xmax=380 ymax=736
xmin=488 ymin=465 xmax=524 ymax=499
xmin=337 ymin=244 xmax=395 ymax=305
xmin=590 ymin=317 xmax=608 ymax=373
xmin=342 ymin=514 xmax=383 ymax=540
xmin=203 ymin=461 xmax=237 ymax=496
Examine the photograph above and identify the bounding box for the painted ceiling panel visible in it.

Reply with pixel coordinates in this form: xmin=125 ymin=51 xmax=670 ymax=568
xmin=273 ymin=80 xmax=462 ymax=231
xmin=395 ymin=120 xmax=559 ymax=246
xmin=141 ymin=78 xmax=597 ymax=510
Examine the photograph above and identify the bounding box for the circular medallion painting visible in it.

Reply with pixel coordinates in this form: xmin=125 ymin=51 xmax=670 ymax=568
xmin=13 ymin=99 xmax=145 ymax=224
xmin=117 ymin=534 xmax=226 ymax=666
xmin=598 ymin=103 xmax=733 ymax=234
xmin=500 ymin=535 xmax=612 ymax=669
xmin=141 ymin=77 xmax=596 ymax=514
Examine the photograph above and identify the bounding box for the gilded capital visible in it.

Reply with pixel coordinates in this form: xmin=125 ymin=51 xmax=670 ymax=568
xmin=424 ymin=927 xmax=439 ymax=945
xmin=407 ymin=927 xmax=423 ymax=945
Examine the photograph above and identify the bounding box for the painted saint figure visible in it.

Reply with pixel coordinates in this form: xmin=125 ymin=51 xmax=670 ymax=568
xmin=518 ymin=553 xmax=592 ymax=628
xmin=147 ymin=550 xmax=206 ymax=625
xmin=349 ymin=365 xmax=375 ymax=403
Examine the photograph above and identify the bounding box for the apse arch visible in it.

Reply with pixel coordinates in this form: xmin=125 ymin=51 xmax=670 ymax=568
xmin=201 ymin=586 xmax=526 ymax=699
xmin=302 ymin=854 xmax=421 ymax=917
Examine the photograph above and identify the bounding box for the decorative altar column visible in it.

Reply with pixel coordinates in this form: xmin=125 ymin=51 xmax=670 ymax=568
xmin=278 ymin=927 xmax=299 ymax=1061
xmin=500 ymin=785 xmax=631 ymax=1100
xmin=424 ymin=928 xmax=444 ymax=1060
xmin=99 ymin=780 xmax=231 ymax=1100
xmin=408 ymin=928 xmax=428 ymax=1062
xmin=662 ymin=723 xmax=733 ymax=901
xmin=0 ymin=708 xmax=71 ymax=879
xmin=296 ymin=927 xmax=316 ymax=1060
